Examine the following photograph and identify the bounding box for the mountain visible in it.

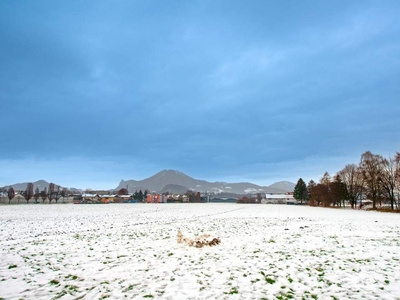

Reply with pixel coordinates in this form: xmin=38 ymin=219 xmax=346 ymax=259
xmin=115 ymin=169 xmax=295 ymax=194
xmin=2 ymin=180 xmax=50 ymax=192
xmin=268 ymin=181 xmax=296 ymax=192
xmin=1 ymin=180 xmax=80 ymax=192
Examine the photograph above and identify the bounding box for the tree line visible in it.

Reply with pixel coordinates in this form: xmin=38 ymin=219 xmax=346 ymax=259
xmin=293 ymin=151 xmax=400 ymax=210
xmin=3 ymin=182 xmax=69 ymax=204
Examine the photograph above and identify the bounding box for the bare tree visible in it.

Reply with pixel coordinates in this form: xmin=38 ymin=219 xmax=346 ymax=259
xmin=61 ymin=188 xmax=68 ymax=203
xmin=24 ymin=183 xmax=34 ymax=204
xmin=359 ymin=151 xmax=384 ymax=209
xmin=338 ymin=164 xmax=364 ymax=209
xmin=54 ymin=185 xmax=61 ymax=203
xmin=395 ymin=152 xmax=400 ymax=208
xmin=48 ymin=183 xmax=55 ymax=204
xmin=380 ymin=156 xmax=399 ymax=210
xmin=320 ymin=171 xmax=331 ymax=185
xmin=34 ymin=187 xmax=40 ymax=203
xmin=41 ymin=187 xmax=48 ymax=203
xmin=7 ymin=187 xmax=15 ymax=204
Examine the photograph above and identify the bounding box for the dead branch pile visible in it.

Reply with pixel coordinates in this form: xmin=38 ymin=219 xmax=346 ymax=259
xmin=177 ymin=230 xmax=221 ymax=248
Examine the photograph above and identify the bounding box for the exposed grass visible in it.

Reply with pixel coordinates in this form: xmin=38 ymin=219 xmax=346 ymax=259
xmin=49 ymin=279 xmax=60 ymax=285
xmin=225 ymin=287 xmax=239 ymax=295
xmin=261 ymin=271 xmax=276 ymax=284
xmin=367 ymin=207 xmax=400 ymax=213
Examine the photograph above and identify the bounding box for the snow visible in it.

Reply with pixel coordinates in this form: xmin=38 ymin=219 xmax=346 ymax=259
xmin=1 ymin=204 xmax=400 ymax=299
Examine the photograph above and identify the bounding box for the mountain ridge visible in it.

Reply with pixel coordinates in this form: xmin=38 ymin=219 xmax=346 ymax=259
xmin=116 ymin=169 xmax=295 ymax=194
xmin=1 ymin=180 xmax=80 ymax=192
xmin=1 ymin=170 xmax=296 ymax=195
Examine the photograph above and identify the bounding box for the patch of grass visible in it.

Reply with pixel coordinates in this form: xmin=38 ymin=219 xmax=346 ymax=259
xmin=49 ymin=279 xmax=60 ymax=285
xmin=8 ymin=264 xmax=17 ymax=269
xmin=143 ymin=294 xmax=154 ymax=298
xmin=65 ymin=274 xmax=79 ymax=280
xmin=375 ymin=207 xmax=400 ymax=213
xmin=123 ymin=284 xmax=135 ymax=292
xmin=276 ymin=291 xmax=294 ymax=299
xmin=51 ymin=289 xmax=67 ymax=300
xmin=251 ymin=278 xmax=261 ymax=284
xmin=225 ymin=287 xmax=239 ymax=294
xmin=65 ymin=284 xmax=79 ymax=293
xmin=261 ymin=271 xmax=276 ymax=284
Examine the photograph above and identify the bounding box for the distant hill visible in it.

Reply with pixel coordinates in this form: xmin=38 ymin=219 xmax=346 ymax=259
xmin=1 ymin=180 xmax=80 ymax=192
xmin=267 ymin=181 xmax=296 ymax=193
xmin=2 ymin=170 xmax=295 ymax=195
xmin=2 ymin=180 xmax=50 ymax=192
xmin=115 ymin=169 xmax=295 ymax=194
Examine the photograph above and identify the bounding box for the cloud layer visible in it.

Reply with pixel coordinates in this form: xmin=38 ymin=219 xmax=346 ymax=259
xmin=1 ymin=1 xmax=399 ymax=189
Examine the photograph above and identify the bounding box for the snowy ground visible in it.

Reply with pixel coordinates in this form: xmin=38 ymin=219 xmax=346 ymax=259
xmin=1 ymin=204 xmax=399 ymax=300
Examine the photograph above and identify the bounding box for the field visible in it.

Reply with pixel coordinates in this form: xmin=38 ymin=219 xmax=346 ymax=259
xmin=1 ymin=204 xmax=400 ymax=300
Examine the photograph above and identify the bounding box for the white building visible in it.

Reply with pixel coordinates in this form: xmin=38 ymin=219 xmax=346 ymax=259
xmin=262 ymin=194 xmax=297 ymax=204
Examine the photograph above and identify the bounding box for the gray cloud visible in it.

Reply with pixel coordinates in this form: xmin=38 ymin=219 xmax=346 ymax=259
xmin=1 ymin=0 xmax=399 ymax=188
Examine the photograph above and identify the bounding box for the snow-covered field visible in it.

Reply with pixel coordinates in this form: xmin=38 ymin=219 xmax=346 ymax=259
xmin=1 ymin=204 xmax=399 ymax=300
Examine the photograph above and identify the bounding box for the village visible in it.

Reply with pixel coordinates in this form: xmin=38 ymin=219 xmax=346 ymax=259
xmin=74 ymin=190 xmax=298 ymax=205
xmin=0 ymin=187 xmax=298 ymax=205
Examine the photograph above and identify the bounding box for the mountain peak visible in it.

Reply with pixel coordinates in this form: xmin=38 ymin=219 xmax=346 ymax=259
xmin=115 ymin=170 xmax=294 ymax=194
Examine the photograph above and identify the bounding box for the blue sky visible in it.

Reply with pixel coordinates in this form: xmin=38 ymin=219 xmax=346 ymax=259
xmin=1 ymin=1 xmax=399 ymax=190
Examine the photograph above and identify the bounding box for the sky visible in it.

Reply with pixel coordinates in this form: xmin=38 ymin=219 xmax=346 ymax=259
xmin=1 ymin=0 xmax=400 ymax=190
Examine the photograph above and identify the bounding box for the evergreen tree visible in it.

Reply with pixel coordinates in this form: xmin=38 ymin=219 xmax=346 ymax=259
xmin=307 ymin=180 xmax=316 ymax=203
xmin=138 ymin=190 xmax=143 ymax=202
xmin=331 ymin=174 xmax=348 ymax=207
xmin=293 ymin=178 xmax=307 ymax=204
xmin=144 ymin=190 xmax=148 ymax=201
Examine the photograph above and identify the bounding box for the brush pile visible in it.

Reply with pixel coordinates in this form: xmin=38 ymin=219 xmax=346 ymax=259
xmin=177 ymin=230 xmax=221 ymax=248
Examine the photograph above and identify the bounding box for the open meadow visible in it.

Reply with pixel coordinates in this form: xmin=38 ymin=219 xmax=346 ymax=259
xmin=1 ymin=204 xmax=400 ymax=300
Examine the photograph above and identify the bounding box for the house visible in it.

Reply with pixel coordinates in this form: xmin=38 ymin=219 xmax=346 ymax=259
xmin=115 ymin=195 xmax=133 ymax=203
xmin=100 ymin=195 xmax=116 ymax=204
xmin=83 ymin=193 xmax=101 ymax=203
xmin=147 ymin=193 xmax=162 ymax=203
xmin=262 ymin=194 xmax=296 ymax=204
